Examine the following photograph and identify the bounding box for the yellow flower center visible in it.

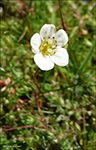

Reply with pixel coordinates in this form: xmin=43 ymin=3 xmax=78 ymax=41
xmin=39 ymin=37 xmax=57 ymax=57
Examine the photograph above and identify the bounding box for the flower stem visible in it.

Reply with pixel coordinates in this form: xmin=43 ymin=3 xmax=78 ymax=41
xmin=33 ymin=68 xmax=58 ymax=140
xmin=58 ymin=0 xmax=86 ymax=84
xmin=58 ymin=0 xmax=66 ymax=31
xmin=83 ymin=112 xmax=86 ymax=150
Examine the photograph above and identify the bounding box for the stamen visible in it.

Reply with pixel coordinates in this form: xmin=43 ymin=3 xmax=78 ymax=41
xmin=52 ymin=45 xmax=55 ymax=48
xmin=52 ymin=37 xmax=55 ymax=39
xmin=48 ymin=49 xmax=52 ymax=52
xmin=39 ymin=37 xmax=57 ymax=57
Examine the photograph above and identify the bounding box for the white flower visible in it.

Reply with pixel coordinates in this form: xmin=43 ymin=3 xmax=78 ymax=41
xmin=30 ymin=24 xmax=69 ymax=71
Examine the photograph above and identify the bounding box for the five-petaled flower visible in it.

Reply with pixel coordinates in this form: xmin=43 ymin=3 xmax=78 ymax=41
xmin=30 ymin=24 xmax=69 ymax=71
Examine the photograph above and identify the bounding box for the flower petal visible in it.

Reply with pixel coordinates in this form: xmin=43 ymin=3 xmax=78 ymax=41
xmin=40 ymin=24 xmax=56 ymax=39
xmin=50 ymin=47 xmax=69 ymax=66
xmin=30 ymin=33 xmax=41 ymax=53
xmin=54 ymin=29 xmax=68 ymax=46
xmin=34 ymin=53 xmax=54 ymax=71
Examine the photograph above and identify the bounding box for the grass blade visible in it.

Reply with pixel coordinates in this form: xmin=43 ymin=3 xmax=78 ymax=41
xmin=80 ymin=39 xmax=96 ymax=71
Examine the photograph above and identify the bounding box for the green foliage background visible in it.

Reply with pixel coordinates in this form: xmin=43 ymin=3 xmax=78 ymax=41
xmin=0 ymin=0 xmax=96 ymax=149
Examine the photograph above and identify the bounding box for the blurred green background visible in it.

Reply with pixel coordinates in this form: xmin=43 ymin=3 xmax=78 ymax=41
xmin=0 ymin=0 xmax=96 ymax=149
